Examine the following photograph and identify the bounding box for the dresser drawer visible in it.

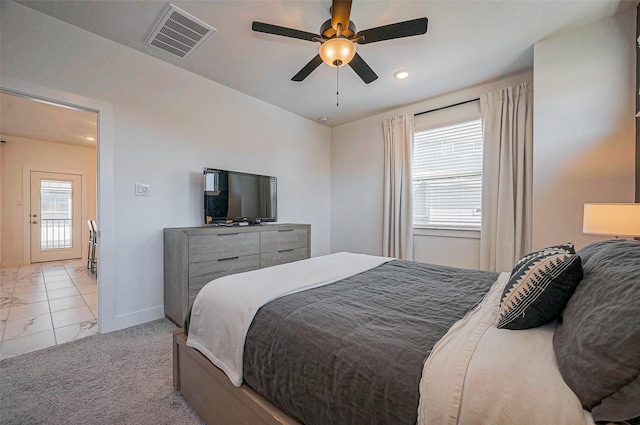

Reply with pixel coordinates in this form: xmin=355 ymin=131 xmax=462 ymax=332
xmin=164 ymin=224 xmax=309 ymax=327
xmin=189 ymin=232 xmax=259 ymax=263
xmin=260 ymin=228 xmax=308 ymax=253
xmin=188 ymin=254 xmax=261 ymax=292
xmin=261 ymin=247 xmax=308 ymax=268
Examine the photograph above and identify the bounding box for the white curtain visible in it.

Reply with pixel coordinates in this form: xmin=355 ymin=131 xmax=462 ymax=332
xmin=480 ymin=83 xmax=533 ymax=271
xmin=383 ymin=114 xmax=414 ymax=260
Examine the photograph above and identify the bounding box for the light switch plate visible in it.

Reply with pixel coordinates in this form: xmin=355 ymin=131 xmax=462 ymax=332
xmin=135 ymin=183 xmax=151 ymax=196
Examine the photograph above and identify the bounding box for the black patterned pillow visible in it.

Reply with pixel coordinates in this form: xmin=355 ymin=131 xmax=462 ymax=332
xmin=511 ymin=242 xmax=576 ymax=272
xmin=497 ymin=244 xmax=583 ymax=330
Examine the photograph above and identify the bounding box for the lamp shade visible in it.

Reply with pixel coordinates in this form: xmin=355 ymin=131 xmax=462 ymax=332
xmin=583 ymin=203 xmax=640 ymax=236
xmin=319 ymin=37 xmax=356 ymax=67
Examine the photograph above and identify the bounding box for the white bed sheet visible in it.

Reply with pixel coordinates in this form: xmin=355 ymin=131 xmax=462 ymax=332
xmin=186 ymin=252 xmax=392 ymax=387
xmin=418 ymin=272 xmax=595 ymax=425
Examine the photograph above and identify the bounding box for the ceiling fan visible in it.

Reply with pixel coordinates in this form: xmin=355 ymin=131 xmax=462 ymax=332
xmin=252 ymin=0 xmax=428 ymax=84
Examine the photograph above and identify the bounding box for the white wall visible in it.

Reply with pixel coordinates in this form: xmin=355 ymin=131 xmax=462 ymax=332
xmin=0 ymin=2 xmax=331 ymax=331
xmin=332 ymin=7 xmax=637 ymax=266
xmin=331 ymin=72 xmax=532 ymax=269
xmin=532 ymin=10 xmax=636 ymax=250
xmin=0 ymin=135 xmax=97 ymax=267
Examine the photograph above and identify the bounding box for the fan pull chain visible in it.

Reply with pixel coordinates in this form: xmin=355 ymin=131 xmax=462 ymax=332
xmin=336 ymin=64 xmax=339 ymax=107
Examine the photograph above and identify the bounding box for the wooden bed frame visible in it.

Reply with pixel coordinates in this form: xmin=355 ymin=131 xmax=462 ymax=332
xmin=173 ymin=329 xmax=300 ymax=425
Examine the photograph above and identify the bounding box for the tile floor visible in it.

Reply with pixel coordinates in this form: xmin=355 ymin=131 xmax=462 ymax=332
xmin=0 ymin=259 xmax=98 ymax=361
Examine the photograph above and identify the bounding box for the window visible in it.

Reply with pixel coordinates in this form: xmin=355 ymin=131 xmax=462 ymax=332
xmin=40 ymin=179 xmax=73 ymax=248
xmin=412 ymin=108 xmax=483 ymax=230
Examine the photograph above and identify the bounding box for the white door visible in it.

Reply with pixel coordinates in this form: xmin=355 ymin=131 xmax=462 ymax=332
xmin=30 ymin=171 xmax=83 ymax=263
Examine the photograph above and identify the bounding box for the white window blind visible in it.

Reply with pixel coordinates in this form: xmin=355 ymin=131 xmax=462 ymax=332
xmin=412 ymin=118 xmax=483 ymax=229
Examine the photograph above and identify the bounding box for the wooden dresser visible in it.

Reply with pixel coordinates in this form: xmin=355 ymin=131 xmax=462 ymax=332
xmin=163 ymin=223 xmax=310 ymax=325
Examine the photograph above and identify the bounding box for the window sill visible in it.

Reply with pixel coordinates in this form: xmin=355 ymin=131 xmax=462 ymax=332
xmin=413 ymin=227 xmax=481 ymax=239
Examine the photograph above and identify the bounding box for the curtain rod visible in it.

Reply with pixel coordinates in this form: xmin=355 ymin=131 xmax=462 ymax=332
xmin=414 ymin=98 xmax=480 ymax=117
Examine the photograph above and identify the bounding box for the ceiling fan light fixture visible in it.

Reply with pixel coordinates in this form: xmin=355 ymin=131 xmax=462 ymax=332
xmin=319 ymin=37 xmax=356 ymax=67
xmin=394 ymin=70 xmax=409 ymax=80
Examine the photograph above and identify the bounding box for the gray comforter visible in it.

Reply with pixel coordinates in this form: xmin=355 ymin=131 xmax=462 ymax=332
xmin=243 ymin=259 xmax=499 ymax=425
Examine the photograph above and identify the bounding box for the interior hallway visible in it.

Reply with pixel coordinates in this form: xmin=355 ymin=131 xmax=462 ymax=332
xmin=0 ymin=259 xmax=97 ymax=360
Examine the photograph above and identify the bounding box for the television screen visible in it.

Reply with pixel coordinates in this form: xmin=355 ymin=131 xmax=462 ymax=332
xmin=203 ymin=168 xmax=277 ymax=224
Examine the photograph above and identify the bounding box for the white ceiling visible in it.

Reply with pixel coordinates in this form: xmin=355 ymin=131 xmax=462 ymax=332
xmin=12 ymin=0 xmax=637 ymax=131
xmin=0 ymin=92 xmax=97 ymax=147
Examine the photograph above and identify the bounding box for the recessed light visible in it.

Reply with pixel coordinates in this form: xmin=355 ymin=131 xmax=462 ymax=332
xmin=394 ymin=70 xmax=409 ymax=80
xmin=318 ymin=117 xmax=328 ymax=122
xmin=86 ymin=137 xmax=96 ymax=141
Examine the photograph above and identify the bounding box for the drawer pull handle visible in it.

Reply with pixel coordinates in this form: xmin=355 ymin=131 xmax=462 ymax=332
xmin=218 ymin=233 xmax=239 ymax=236
xmin=278 ymin=229 xmax=294 ymax=232
xmin=218 ymin=256 xmax=239 ymax=261
xmin=279 ymin=249 xmax=294 ymax=253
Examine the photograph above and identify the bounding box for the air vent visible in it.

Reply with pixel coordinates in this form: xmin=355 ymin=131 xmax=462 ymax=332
xmin=145 ymin=4 xmax=215 ymax=59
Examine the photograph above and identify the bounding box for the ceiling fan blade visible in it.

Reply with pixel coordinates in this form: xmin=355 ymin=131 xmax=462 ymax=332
xmin=331 ymin=0 xmax=352 ymax=33
xmin=252 ymin=21 xmax=320 ymax=42
xmin=348 ymin=53 xmax=378 ymax=84
xmin=292 ymin=55 xmax=324 ymax=82
xmin=355 ymin=17 xmax=428 ymax=45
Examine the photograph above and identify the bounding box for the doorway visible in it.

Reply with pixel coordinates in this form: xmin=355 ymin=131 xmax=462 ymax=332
xmin=0 ymin=88 xmax=104 ymax=358
xmin=30 ymin=171 xmax=83 ymax=263
xmin=1 ymin=80 xmax=114 ymax=334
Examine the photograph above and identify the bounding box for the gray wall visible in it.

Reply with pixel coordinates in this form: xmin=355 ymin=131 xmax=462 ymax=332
xmin=532 ymin=10 xmax=636 ymax=250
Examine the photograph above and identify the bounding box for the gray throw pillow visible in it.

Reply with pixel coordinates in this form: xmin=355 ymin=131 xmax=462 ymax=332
xmin=553 ymin=239 xmax=640 ymax=422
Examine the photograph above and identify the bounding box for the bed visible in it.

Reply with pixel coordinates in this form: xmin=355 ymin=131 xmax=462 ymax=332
xmin=172 ymin=239 xmax=640 ymax=425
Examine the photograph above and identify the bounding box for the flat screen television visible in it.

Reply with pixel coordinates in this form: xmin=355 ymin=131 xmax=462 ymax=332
xmin=203 ymin=168 xmax=277 ymax=224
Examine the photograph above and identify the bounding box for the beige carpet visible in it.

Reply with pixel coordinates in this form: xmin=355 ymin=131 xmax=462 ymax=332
xmin=0 ymin=318 xmax=205 ymax=425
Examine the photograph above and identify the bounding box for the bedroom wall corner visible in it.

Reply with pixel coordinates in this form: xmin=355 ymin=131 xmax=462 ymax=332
xmin=330 ymin=71 xmax=532 ymax=268
xmin=532 ymin=8 xmax=636 ymax=250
